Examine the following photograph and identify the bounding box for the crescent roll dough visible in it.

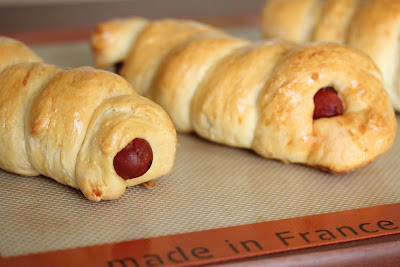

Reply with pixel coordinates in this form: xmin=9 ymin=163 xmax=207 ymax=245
xmin=0 ymin=36 xmax=177 ymax=201
xmin=261 ymin=0 xmax=400 ymax=111
xmin=90 ymin=17 xmax=396 ymax=173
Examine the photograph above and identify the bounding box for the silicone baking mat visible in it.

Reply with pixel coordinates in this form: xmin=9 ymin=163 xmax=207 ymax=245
xmin=0 ymin=26 xmax=399 ymax=264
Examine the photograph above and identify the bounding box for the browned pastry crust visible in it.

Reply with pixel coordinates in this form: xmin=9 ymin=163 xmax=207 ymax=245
xmin=90 ymin=17 xmax=397 ymax=173
xmin=261 ymin=0 xmax=400 ymax=111
xmin=0 ymin=36 xmax=177 ymax=201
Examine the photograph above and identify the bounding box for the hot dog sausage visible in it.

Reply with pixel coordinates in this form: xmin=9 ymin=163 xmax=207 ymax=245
xmin=113 ymin=138 xmax=153 ymax=179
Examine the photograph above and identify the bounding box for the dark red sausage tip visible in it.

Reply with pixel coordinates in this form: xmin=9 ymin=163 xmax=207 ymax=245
xmin=114 ymin=62 xmax=123 ymax=75
xmin=313 ymin=87 xmax=344 ymax=119
xmin=113 ymin=138 xmax=153 ymax=180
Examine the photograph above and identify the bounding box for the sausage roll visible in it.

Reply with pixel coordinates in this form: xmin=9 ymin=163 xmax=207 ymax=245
xmin=0 ymin=36 xmax=177 ymax=201
xmin=90 ymin=17 xmax=397 ymax=173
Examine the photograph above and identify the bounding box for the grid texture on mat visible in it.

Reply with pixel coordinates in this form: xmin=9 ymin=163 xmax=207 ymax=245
xmin=1 ymin=116 xmax=399 ymax=257
xmin=1 ymin=27 xmax=400 ymax=257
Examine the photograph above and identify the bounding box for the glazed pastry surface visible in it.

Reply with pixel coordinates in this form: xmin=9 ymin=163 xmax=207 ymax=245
xmin=0 ymin=36 xmax=177 ymax=201
xmin=261 ymin=0 xmax=400 ymax=111
xmin=91 ymin=17 xmax=397 ymax=173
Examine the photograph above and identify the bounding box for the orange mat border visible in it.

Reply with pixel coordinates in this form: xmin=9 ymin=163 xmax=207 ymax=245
xmin=1 ymin=202 xmax=400 ymax=267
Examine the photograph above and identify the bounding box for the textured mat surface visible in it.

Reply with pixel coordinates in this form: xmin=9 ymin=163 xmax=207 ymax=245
xmin=0 ymin=27 xmax=399 ymax=257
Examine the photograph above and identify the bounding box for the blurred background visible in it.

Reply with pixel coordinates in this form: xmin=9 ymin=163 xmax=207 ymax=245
xmin=0 ymin=0 xmax=265 ymax=43
xmin=0 ymin=0 xmax=265 ymax=68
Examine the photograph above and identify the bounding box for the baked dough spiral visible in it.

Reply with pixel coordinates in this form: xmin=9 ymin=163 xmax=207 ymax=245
xmin=0 ymin=36 xmax=177 ymax=201
xmin=261 ymin=0 xmax=400 ymax=111
xmin=91 ymin=17 xmax=396 ymax=173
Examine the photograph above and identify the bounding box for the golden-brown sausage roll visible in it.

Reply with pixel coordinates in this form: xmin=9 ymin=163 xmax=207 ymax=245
xmin=0 ymin=36 xmax=177 ymax=201
xmin=90 ymin=17 xmax=396 ymax=173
